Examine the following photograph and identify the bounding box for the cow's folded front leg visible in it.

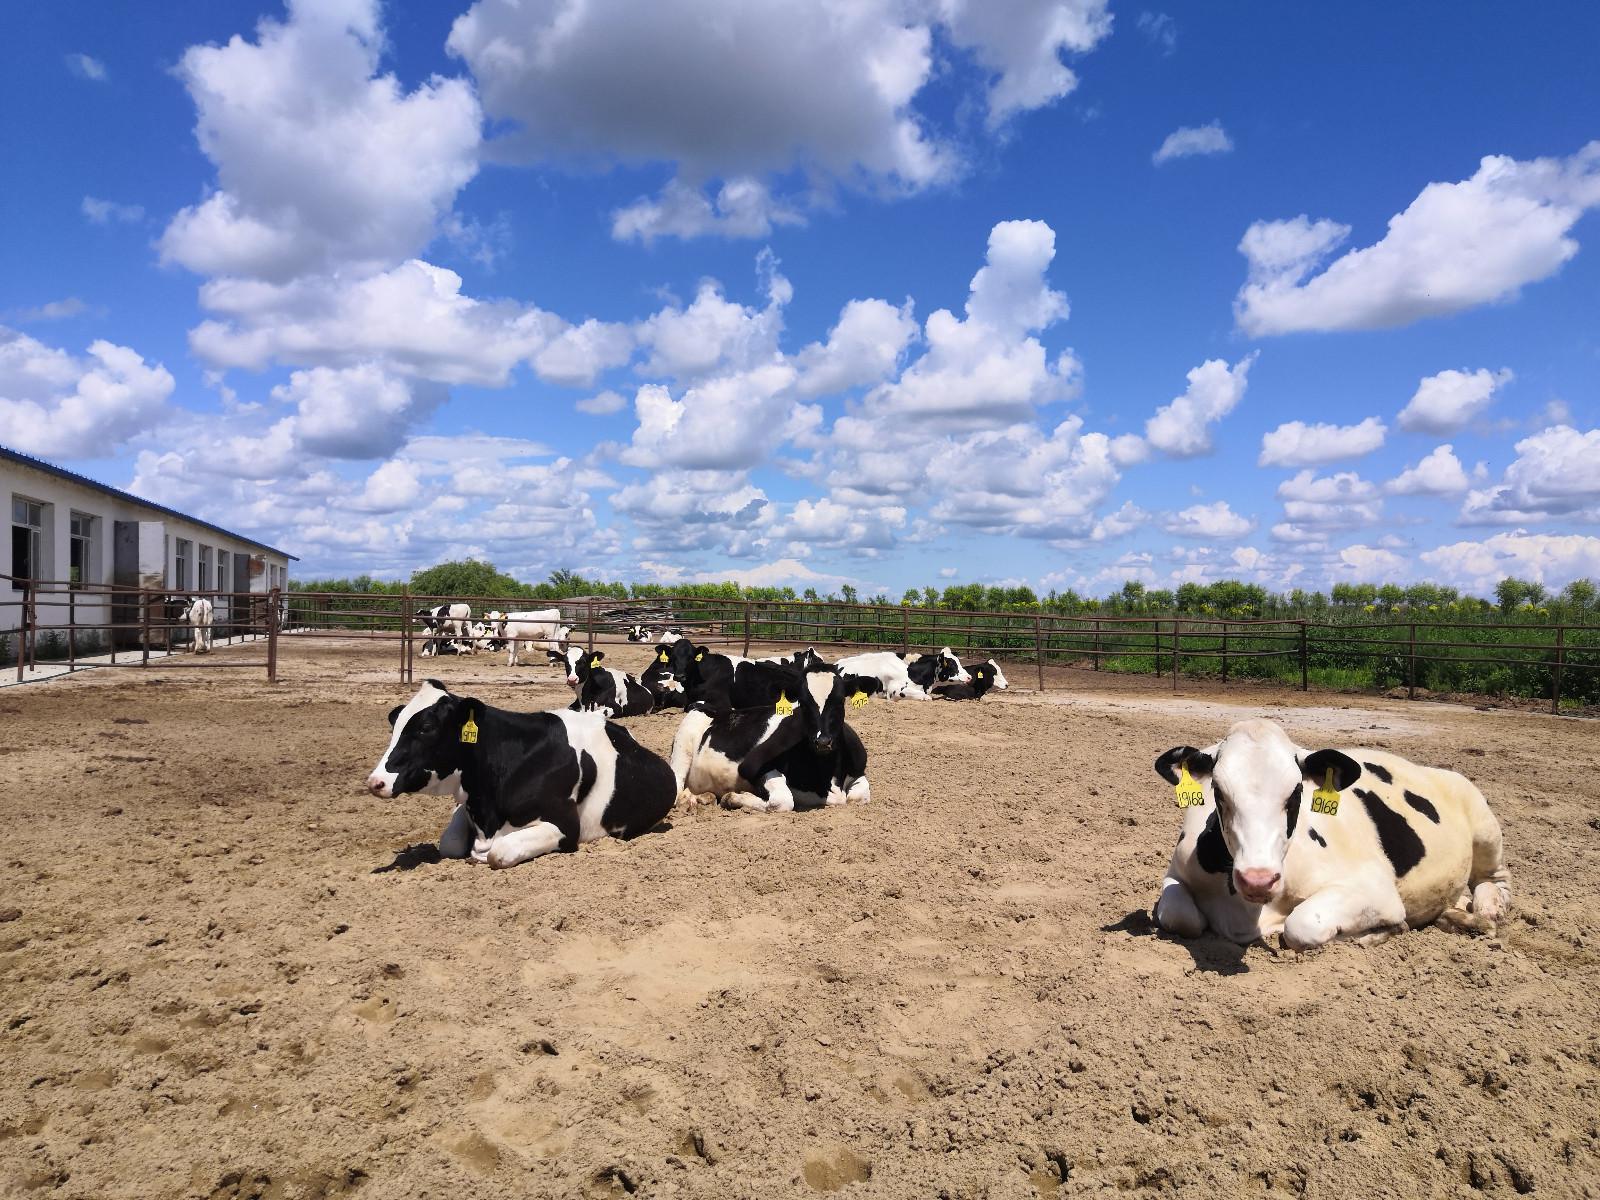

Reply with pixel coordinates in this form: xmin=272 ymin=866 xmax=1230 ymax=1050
xmin=485 ymin=821 xmax=564 ymax=870
xmin=1282 ymin=882 xmax=1404 ymax=951
xmin=437 ymin=805 xmax=475 ymax=859
xmin=1153 ymin=876 xmax=1207 ymax=938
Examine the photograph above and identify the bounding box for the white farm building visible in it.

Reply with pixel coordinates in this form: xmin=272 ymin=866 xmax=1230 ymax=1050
xmin=3 ymin=445 xmax=295 ymax=644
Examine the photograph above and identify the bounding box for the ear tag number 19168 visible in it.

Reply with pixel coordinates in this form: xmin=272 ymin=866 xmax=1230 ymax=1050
xmin=1311 ymin=767 xmax=1340 ymax=816
xmin=1174 ymin=765 xmax=1206 ymax=809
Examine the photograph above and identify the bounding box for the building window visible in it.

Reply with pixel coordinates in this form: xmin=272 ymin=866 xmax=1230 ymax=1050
xmin=174 ymin=538 xmax=191 ymax=590
xmin=11 ymin=497 xmax=44 ymax=585
xmin=198 ymin=544 xmax=212 ymax=591
xmin=217 ymin=550 xmax=230 ymax=593
xmin=70 ymin=512 xmax=96 ymax=588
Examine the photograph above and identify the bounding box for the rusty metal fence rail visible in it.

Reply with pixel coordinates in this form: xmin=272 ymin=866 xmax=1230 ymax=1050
xmin=6 ymin=579 xmax=1596 ymax=713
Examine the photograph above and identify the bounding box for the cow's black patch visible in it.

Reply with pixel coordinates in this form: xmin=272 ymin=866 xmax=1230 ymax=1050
xmin=1402 ymin=790 xmax=1441 ymax=824
xmin=1195 ymin=811 xmax=1233 ymax=878
xmin=1308 ymin=828 xmax=1327 ymax=848
xmin=577 ymin=749 xmax=597 ymax=803
xmin=1362 ymin=762 xmax=1393 ymax=785
xmin=1286 ymin=782 xmax=1303 ymax=839
xmin=1355 ymin=788 xmax=1426 ymax=877
xmin=601 ymin=723 xmax=676 ymax=838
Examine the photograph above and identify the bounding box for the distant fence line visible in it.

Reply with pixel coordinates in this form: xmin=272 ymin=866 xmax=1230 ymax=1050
xmin=4 ymin=578 xmax=1597 ymax=713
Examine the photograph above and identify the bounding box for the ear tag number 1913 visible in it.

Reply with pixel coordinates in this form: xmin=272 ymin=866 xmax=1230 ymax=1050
xmin=1311 ymin=767 xmax=1340 ymax=816
xmin=1174 ymin=765 xmax=1206 ymax=809
xmin=774 ymin=693 xmax=795 ymax=716
xmin=460 ymin=716 xmax=479 ymax=745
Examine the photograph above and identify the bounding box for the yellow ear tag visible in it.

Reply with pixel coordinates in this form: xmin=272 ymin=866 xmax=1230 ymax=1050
xmin=695 ymin=651 xmax=704 ymax=661
xmin=1311 ymin=767 xmax=1340 ymax=816
xmin=1174 ymin=765 xmax=1206 ymax=810
xmin=849 ymin=691 xmax=869 ymax=709
xmin=774 ymin=693 xmax=795 ymax=716
xmin=460 ymin=716 xmax=479 ymax=745
xmin=590 ymin=655 xmax=601 ymax=668
xmin=658 ymin=650 xmax=669 ymax=663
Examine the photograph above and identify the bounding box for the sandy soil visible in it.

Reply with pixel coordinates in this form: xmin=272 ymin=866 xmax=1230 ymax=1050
xmin=2 ymin=637 xmax=1598 ymax=1199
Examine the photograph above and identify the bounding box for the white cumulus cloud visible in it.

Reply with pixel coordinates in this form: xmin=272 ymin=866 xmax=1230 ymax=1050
xmin=1235 ymin=142 xmax=1600 ymax=335
xmin=1153 ymin=121 xmax=1232 ymax=165
xmin=1386 ymin=445 xmax=1470 ymax=496
xmin=0 ymin=326 xmax=174 ymax=457
xmin=1259 ymin=416 xmax=1386 ymax=466
xmin=1143 ymin=354 xmax=1255 ymax=457
xmin=1397 ymin=367 xmax=1513 ymax=434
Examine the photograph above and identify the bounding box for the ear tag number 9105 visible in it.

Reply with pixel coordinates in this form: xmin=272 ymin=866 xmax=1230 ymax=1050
xmin=1174 ymin=765 xmax=1206 ymax=809
xmin=1311 ymin=767 xmax=1340 ymax=816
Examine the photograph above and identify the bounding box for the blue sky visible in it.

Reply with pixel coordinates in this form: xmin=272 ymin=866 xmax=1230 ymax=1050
xmin=3 ymin=1 xmax=1598 ymax=597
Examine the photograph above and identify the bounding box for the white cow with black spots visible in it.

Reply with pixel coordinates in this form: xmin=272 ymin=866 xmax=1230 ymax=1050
xmin=181 ymin=596 xmax=214 ymax=653
xmin=1153 ymin=718 xmax=1511 ymax=949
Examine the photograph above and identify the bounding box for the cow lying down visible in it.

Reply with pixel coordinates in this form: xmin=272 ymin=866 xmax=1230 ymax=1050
xmin=1153 ymin=718 xmax=1511 ymax=949
xmin=365 ymin=680 xmax=674 ymax=869
xmin=670 ymin=662 xmax=879 ymax=812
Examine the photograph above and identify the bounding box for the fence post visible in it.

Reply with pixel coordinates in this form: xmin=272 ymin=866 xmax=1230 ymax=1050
xmin=743 ymin=600 xmax=753 ymax=657
xmin=1407 ymin=621 xmax=1417 ymax=701
xmin=586 ymin=600 xmax=595 ymax=654
xmin=1299 ymin=622 xmax=1309 ymax=691
xmin=1092 ymin=618 xmax=1100 ymax=671
xmin=1220 ymin=624 xmax=1229 ymax=684
xmin=14 ymin=584 xmax=26 ymax=683
xmin=267 ymin=587 xmax=280 ymax=683
xmin=1552 ymin=625 xmax=1565 ymax=717
xmin=1172 ymin=619 xmax=1181 ymax=692
xmin=1153 ymin=621 xmax=1162 ymax=678
xmin=401 ymin=585 xmax=411 ymax=685
xmin=901 ymin=605 xmax=910 ymax=654
xmin=141 ymin=588 xmax=151 ymax=668
xmin=68 ymin=588 xmax=76 ymax=672
xmin=1033 ymin=614 xmax=1045 ymax=691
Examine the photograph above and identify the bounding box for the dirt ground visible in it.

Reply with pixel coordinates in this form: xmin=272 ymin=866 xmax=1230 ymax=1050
xmin=2 ymin=637 xmax=1598 ymax=1200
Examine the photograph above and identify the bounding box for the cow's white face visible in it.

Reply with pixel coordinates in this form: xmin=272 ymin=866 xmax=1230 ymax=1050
xmin=558 ymin=645 xmax=586 ymax=687
xmin=366 ymin=681 xmax=465 ymax=799
xmin=1157 ymin=719 xmax=1360 ymax=905
xmin=938 ymin=647 xmax=971 ymax=684
xmin=986 ymin=660 xmax=1008 ymax=689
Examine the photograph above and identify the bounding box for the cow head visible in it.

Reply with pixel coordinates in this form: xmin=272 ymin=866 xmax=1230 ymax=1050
xmin=651 ymin=638 xmax=697 ymax=681
xmin=547 ymin=645 xmax=593 ymax=688
xmin=1155 ymin=719 xmax=1360 ymax=905
xmin=366 ymin=680 xmax=480 ymax=799
xmin=627 ymin=625 xmax=652 ymax=642
xmin=789 ymin=666 xmax=881 ymax=757
xmin=975 ymin=659 xmax=1007 ymax=690
xmin=936 ymin=647 xmax=972 ymax=684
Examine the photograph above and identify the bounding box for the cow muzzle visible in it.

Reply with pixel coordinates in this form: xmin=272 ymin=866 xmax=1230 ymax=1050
xmin=1234 ymin=867 xmax=1281 ymax=904
xmin=811 ymin=736 xmax=834 ymax=756
xmin=366 ymin=774 xmax=393 ymax=798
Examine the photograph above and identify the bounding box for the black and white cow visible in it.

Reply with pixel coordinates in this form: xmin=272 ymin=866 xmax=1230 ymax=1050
xmin=833 ymin=650 xmax=930 ymax=700
xmin=627 ymin=625 xmax=654 ymax=642
xmin=907 ymin=646 xmax=971 ymax=691
xmin=670 ymin=663 xmax=879 ymax=812
xmin=554 ymin=650 xmax=656 ymax=718
xmin=180 ymin=596 xmax=214 ymax=654
xmin=932 ymin=658 xmax=1007 ymax=700
xmin=657 ymin=628 xmax=685 ymax=644
xmin=1152 ymin=718 xmax=1512 ymax=949
xmin=640 ymin=639 xmax=696 ymax=711
xmin=365 ymin=680 xmax=674 ymax=869
xmin=757 ymin=646 xmax=829 ymax=671
xmin=417 ymin=603 xmax=471 ymax=657
xmin=682 ymin=645 xmax=753 ymax=713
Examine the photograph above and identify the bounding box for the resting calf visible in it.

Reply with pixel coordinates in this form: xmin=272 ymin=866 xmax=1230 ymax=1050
xmin=1153 ymin=718 xmax=1511 ymax=949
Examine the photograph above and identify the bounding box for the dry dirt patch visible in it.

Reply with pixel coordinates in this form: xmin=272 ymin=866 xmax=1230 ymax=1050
xmin=1 ymin=639 xmax=1597 ymax=1198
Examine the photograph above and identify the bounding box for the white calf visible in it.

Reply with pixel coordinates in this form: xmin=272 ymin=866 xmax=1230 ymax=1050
xmin=1154 ymin=718 xmax=1511 ymax=949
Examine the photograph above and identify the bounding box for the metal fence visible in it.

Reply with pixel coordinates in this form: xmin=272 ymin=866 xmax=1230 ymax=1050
xmin=5 ymin=579 xmax=1596 ymax=713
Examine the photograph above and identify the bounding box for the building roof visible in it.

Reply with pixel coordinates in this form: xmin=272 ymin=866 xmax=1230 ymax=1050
xmin=1 ymin=444 xmax=298 ymax=561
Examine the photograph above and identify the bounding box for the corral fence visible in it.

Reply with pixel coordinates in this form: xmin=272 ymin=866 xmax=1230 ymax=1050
xmin=1 ymin=572 xmax=281 ymax=683
xmin=6 ymin=579 xmax=1597 ymax=714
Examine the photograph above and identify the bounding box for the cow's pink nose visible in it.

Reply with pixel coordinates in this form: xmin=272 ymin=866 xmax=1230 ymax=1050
xmin=366 ymin=776 xmax=387 ymax=796
xmin=1235 ymin=868 xmax=1280 ymax=898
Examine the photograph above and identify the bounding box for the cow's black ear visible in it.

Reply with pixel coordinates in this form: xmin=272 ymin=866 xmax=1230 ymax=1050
xmin=1155 ymin=746 xmax=1211 ymax=785
xmin=1300 ymin=749 xmax=1361 ymax=792
xmin=424 ymin=678 xmax=448 ymax=692
xmin=387 ymin=704 xmax=404 ymax=727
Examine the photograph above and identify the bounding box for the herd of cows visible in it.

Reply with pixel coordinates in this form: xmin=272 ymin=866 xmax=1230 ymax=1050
xmin=367 ymin=603 xmax=1514 ymax=951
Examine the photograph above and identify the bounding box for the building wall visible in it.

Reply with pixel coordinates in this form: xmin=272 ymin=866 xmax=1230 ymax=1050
xmin=3 ymin=457 xmax=291 ymax=637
